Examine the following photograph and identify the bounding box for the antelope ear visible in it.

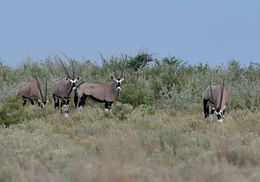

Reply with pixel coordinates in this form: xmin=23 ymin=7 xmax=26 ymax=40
xmin=120 ymin=77 xmax=124 ymax=82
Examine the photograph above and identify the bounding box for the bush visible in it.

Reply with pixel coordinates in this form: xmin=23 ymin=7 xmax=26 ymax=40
xmin=0 ymin=96 xmax=27 ymax=126
xmin=1 ymin=54 xmax=260 ymax=111
xmin=127 ymin=52 xmax=153 ymax=73
xmin=141 ymin=104 xmax=155 ymax=117
xmin=112 ymin=102 xmax=133 ymax=120
xmin=158 ymin=84 xmax=192 ymax=109
xmin=118 ymin=81 xmax=154 ymax=108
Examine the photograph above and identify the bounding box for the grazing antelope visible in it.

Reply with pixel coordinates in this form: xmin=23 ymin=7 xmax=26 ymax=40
xmin=17 ymin=76 xmax=48 ymax=108
xmin=75 ymin=59 xmax=126 ymax=111
xmin=203 ymin=80 xmax=228 ymax=123
xmin=52 ymin=58 xmax=79 ymax=116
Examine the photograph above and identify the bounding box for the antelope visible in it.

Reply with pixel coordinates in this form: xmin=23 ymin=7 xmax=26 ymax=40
xmin=52 ymin=57 xmax=79 ymax=116
xmin=17 ymin=76 xmax=48 ymax=108
xmin=74 ymin=58 xmax=126 ymax=111
xmin=203 ymin=80 xmax=228 ymax=123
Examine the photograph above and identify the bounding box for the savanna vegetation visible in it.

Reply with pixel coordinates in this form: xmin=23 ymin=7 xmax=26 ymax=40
xmin=0 ymin=53 xmax=260 ymax=181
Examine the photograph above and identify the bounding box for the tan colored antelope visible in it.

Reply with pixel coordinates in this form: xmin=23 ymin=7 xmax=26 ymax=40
xmin=17 ymin=76 xmax=48 ymax=108
xmin=75 ymin=58 xmax=126 ymax=111
xmin=52 ymin=57 xmax=79 ymax=116
xmin=203 ymin=80 xmax=228 ymax=123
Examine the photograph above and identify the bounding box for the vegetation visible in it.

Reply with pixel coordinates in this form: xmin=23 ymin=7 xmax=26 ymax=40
xmin=0 ymin=53 xmax=260 ymax=181
xmin=1 ymin=55 xmax=260 ymax=110
xmin=0 ymin=104 xmax=260 ymax=181
xmin=0 ymin=96 xmax=27 ymax=127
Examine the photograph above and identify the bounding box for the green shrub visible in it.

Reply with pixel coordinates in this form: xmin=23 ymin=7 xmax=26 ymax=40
xmin=141 ymin=104 xmax=155 ymax=117
xmin=158 ymin=84 xmax=192 ymax=109
xmin=127 ymin=52 xmax=153 ymax=73
xmin=0 ymin=96 xmax=27 ymax=126
xmin=118 ymin=81 xmax=154 ymax=108
xmin=112 ymin=102 xmax=133 ymax=120
xmin=1 ymin=54 xmax=260 ymax=111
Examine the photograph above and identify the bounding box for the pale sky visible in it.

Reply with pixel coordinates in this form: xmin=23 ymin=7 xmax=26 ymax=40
xmin=0 ymin=0 xmax=259 ymax=66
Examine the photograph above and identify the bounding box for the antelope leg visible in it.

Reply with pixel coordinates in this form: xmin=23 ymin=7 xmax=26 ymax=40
xmin=53 ymin=95 xmax=59 ymax=109
xmin=62 ymin=102 xmax=69 ymax=117
xmin=209 ymin=108 xmax=215 ymax=121
xmin=105 ymin=102 xmax=113 ymax=112
xmin=29 ymin=99 xmax=34 ymax=105
xmin=60 ymin=99 xmax=65 ymax=108
xmin=105 ymin=102 xmax=109 ymax=111
xmin=203 ymin=99 xmax=209 ymax=118
xmin=108 ymin=102 xmax=113 ymax=110
xmin=78 ymin=95 xmax=87 ymax=107
xmin=55 ymin=98 xmax=60 ymax=110
xmin=22 ymin=96 xmax=27 ymax=107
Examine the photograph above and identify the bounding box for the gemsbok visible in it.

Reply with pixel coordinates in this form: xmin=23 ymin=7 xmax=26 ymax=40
xmin=52 ymin=57 xmax=79 ymax=116
xmin=203 ymin=80 xmax=228 ymax=123
xmin=17 ymin=76 xmax=48 ymax=108
xmin=74 ymin=58 xmax=126 ymax=111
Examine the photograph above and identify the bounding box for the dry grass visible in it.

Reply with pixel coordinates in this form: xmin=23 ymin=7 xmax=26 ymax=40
xmin=1 ymin=103 xmax=260 ymax=182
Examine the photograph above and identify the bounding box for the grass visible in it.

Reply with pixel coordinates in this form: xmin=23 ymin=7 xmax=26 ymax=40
xmin=0 ymin=102 xmax=260 ymax=182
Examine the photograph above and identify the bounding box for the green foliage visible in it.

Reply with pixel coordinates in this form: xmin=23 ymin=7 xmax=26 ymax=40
xmin=118 ymin=79 xmax=154 ymax=108
xmin=140 ymin=104 xmax=155 ymax=117
xmin=2 ymin=54 xmax=260 ymax=181
xmin=0 ymin=96 xmax=27 ymax=126
xmin=112 ymin=102 xmax=133 ymax=120
xmin=159 ymin=84 xmax=192 ymax=109
xmin=1 ymin=53 xmax=260 ymax=111
xmin=127 ymin=52 xmax=153 ymax=73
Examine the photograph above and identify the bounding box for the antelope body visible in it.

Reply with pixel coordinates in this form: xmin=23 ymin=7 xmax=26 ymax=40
xmin=75 ymin=78 xmax=123 ymax=110
xmin=52 ymin=58 xmax=79 ymax=115
xmin=17 ymin=79 xmax=47 ymax=108
xmin=75 ymin=57 xmax=126 ymax=111
xmin=203 ymin=82 xmax=228 ymax=123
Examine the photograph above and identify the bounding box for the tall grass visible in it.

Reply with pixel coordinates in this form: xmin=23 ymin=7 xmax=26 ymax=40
xmin=0 ymin=103 xmax=260 ymax=181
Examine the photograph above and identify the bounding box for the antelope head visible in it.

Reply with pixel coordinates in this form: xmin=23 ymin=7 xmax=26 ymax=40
xmin=111 ymin=56 xmax=126 ymax=91
xmin=59 ymin=57 xmax=80 ymax=91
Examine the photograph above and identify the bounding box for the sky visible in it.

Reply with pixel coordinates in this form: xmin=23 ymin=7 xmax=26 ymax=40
xmin=0 ymin=0 xmax=259 ymax=67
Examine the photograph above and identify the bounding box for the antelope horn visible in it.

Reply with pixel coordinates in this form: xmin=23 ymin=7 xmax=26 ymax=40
xmin=70 ymin=58 xmax=75 ymax=78
xmin=218 ymin=79 xmax=225 ymax=111
xmin=120 ymin=55 xmax=126 ymax=78
xmin=58 ymin=57 xmax=71 ymax=79
xmin=210 ymin=81 xmax=216 ymax=109
xmin=34 ymin=75 xmax=44 ymax=103
xmin=45 ymin=77 xmax=47 ymax=102
xmin=111 ymin=59 xmax=118 ymax=78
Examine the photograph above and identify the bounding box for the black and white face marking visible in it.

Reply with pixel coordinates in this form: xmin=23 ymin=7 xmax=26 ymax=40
xmin=38 ymin=101 xmax=45 ymax=108
xmin=39 ymin=99 xmax=48 ymax=108
xmin=215 ymin=109 xmax=223 ymax=123
xmin=67 ymin=77 xmax=79 ymax=91
xmin=113 ymin=77 xmax=124 ymax=91
xmin=41 ymin=102 xmax=46 ymax=108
